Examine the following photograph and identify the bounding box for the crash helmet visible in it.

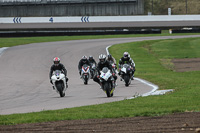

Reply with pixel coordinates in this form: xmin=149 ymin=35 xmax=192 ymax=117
xmin=123 ymin=52 xmax=129 ymax=59
xmin=89 ymin=55 xmax=93 ymax=61
xmin=99 ymin=54 xmax=106 ymax=64
xmin=53 ymin=57 xmax=60 ymax=66
xmin=82 ymin=55 xmax=87 ymax=63
xmin=107 ymin=54 xmax=112 ymax=60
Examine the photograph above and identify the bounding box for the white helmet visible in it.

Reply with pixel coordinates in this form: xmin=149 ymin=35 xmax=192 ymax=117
xmin=99 ymin=54 xmax=106 ymax=64
xmin=123 ymin=52 xmax=130 ymax=59
xmin=53 ymin=57 xmax=60 ymax=66
xmin=82 ymin=55 xmax=87 ymax=63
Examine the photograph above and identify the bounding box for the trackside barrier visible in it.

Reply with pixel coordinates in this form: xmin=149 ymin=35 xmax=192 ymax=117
xmin=1 ymin=15 xmax=200 ymax=23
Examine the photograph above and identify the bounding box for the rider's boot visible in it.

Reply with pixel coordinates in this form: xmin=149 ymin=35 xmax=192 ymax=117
xmin=65 ymin=77 xmax=69 ymax=88
xmin=66 ymin=83 xmax=68 ymax=88
xmin=131 ymin=74 xmax=134 ymax=80
xmin=99 ymin=82 xmax=102 ymax=89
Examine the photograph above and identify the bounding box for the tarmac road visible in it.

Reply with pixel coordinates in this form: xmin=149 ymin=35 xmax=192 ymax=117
xmin=1 ymin=35 xmax=200 ymax=115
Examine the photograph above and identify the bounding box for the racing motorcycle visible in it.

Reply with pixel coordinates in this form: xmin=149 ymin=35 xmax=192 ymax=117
xmin=120 ymin=64 xmax=132 ymax=87
xmin=81 ymin=64 xmax=91 ymax=85
xmin=90 ymin=62 xmax=96 ymax=79
xmin=51 ymin=70 xmax=68 ymax=97
xmin=99 ymin=67 xmax=116 ymax=97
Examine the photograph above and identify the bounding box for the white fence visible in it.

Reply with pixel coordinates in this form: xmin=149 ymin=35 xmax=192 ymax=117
xmin=1 ymin=15 xmax=200 ymax=23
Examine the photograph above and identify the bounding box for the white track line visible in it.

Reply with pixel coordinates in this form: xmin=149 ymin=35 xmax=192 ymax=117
xmin=106 ymin=45 xmax=173 ymax=99
xmin=0 ymin=47 xmax=8 ymax=57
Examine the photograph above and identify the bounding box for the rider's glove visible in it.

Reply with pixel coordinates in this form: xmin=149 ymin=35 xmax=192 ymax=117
xmin=112 ymin=73 xmax=115 ymax=76
xmin=97 ymin=75 xmax=100 ymax=78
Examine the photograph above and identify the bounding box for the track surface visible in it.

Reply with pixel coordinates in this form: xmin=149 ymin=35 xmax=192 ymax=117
xmin=0 ymin=35 xmax=200 ymax=115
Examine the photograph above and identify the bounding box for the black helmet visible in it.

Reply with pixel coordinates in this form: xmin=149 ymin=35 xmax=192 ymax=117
xmin=107 ymin=54 xmax=112 ymax=60
xmin=89 ymin=55 xmax=93 ymax=61
xmin=99 ymin=54 xmax=106 ymax=64
xmin=82 ymin=55 xmax=87 ymax=63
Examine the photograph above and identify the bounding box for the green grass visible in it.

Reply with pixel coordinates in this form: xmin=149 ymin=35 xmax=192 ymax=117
xmin=0 ymin=32 xmax=200 ymax=48
xmin=0 ymin=34 xmax=200 ymax=125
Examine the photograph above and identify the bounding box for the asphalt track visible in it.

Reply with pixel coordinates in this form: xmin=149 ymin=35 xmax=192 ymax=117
xmin=1 ymin=35 xmax=200 ymax=115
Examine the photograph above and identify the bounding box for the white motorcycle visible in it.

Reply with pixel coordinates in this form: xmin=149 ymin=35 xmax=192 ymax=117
xmin=81 ymin=64 xmax=91 ymax=85
xmin=120 ymin=64 xmax=132 ymax=87
xmin=51 ymin=70 xmax=68 ymax=97
xmin=99 ymin=67 xmax=116 ymax=97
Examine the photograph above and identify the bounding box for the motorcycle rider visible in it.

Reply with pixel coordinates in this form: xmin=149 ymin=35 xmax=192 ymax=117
xmin=107 ymin=54 xmax=116 ymax=64
xmin=107 ymin=54 xmax=117 ymax=74
xmin=93 ymin=54 xmax=117 ymax=87
xmin=49 ymin=57 xmax=68 ymax=89
xmin=88 ymin=55 xmax=97 ymax=78
xmin=78 ymin=55 xmax=91 ymax=76
xmin=118 ymin=52 xmax=136 ymax=80
xmin=88 ymin=55 xmax=97 ymax=66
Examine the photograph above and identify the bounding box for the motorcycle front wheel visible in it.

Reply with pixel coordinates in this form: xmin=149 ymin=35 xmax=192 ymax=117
xmin=104 ymin=82 xmax=113 ymax=97
xmin=124 ymin=75 xmax=130 ymax=87
xmin=56 ymin=82 xmax=65 ymax=97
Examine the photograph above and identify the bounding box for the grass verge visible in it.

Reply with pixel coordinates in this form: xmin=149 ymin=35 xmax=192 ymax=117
xmin=1 ymin=32 xmax=200 ymax=48
xmin=0 ymin=34 xmax=200 ymax=125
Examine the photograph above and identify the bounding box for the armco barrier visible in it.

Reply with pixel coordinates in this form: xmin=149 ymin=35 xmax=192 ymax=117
xmin=0 ymin=29 xmax=161 ymax=37
xmin=172 ymin=28 xmax=200 ymax=33
xmin=1 ymin=15 xmax=200 ymax=23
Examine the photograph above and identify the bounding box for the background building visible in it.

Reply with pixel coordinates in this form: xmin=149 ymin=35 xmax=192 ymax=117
xmin=0 ymin=0 xmax=144 ymax=17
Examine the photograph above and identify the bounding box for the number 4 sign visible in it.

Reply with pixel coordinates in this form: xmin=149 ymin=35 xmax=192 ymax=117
xmin=49 ymin=17 xmax=53 ymax=23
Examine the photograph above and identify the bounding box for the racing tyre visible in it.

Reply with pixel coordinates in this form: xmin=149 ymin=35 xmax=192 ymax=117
xmin=104 ymin=82 xmax=112 ymax=97
xmin=124 ymin=75 xmax=130 ymax=87
xmin=84 ymin=76 xmax=88 ymax=85
xmin=56 ymin=82 xmax=65 ymax=97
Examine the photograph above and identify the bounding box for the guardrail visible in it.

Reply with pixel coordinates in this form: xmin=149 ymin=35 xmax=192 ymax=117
xmin=1 ymin=15 xmax=200 ymax=23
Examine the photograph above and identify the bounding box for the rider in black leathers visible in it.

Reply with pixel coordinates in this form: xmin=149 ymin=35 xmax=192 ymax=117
xmin=78 ymin=55 xmax=91 ymax=76
xmin=88 ymin=55 xmax=97 ymax=66
xmin=107 ymin=54 xmax=115 ymax=64
xmin=88 ymin=55 xmax=97 ymax=78
xmin=107 ymin=54 xmax=117 ymax=74
xmin=49 ymin=57 xmax=68 ymax=87
xmin=118 ymin=52 xmax=135 ymax=80
xmin=93 ymin=54 xmax=117 ymax=85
